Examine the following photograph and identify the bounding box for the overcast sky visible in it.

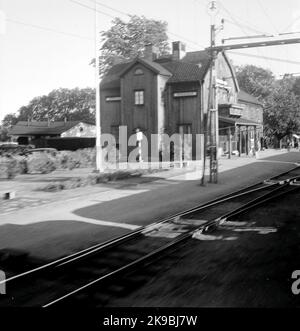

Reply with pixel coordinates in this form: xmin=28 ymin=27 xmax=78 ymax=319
xmin=0 ymin=0 xmax=300 ymax=121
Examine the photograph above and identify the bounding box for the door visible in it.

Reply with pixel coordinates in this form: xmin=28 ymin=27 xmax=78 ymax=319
xmin=178 ymin=124 xmax=192 ymax=160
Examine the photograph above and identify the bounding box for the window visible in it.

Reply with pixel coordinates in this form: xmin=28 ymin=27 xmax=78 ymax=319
xmin=134 ymin=68 xmax=144 ymax=75
xmin=134 ymin=90 xmax=144 ymax=105
xmin=178 ymin=124 xmax=192 ymax=136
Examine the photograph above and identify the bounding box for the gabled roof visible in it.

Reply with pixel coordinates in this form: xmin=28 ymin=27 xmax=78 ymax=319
xmin=100 ymin=50 xmax=239 ymax=88
xmin=100 ymin=58 xmax=172 ymax=89
xmin=238 ymin=90 xmax=263 ymax=106
xmin=100 ymin=61 xmax=131 ymax=89
xmin=181 ymin=50 xmax=211 ymax=66
xmin=119 ymin=57 xmax=172 ymax=77
xmin=9 ymin=121 xmax=93 ymax=136
xmin=160 ymin=60 xmax=207 ymax=83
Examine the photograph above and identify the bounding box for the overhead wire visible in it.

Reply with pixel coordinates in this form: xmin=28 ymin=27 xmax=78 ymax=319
xmin=227 ymin=51 xmax=300 ymax=66
xmin=255 ymin=0 xmax=290 ymax=73
xmin=218 ymin=1 xmax=273 ymax=70
xmin=3 ymin=0 xmax=206 ymax=51
xmin=256 ymin=0 xmax=279 ymax=34
xmin=5 ymin=17 xmax=94 ymax=41
xmin=70 ymin=0 xmax=206 ymax=50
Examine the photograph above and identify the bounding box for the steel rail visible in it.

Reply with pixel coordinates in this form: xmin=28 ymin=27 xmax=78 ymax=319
xmin=55 ymin=182 xmax=278 ymax=268
xmin=42 ymin=180 xmax=300 ymax=308
xmin=1 ymin=166 xmax=299 ymax=286
xmin=224 ymin=182 xmax=300 ymax=221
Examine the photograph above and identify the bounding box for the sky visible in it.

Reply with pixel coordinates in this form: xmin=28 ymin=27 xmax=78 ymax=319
xmin=0 ymin=0 xmax=300 ymax=122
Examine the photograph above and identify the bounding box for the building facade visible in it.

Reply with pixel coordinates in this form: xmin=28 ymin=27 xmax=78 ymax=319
xmin=100 ymin=41 xmax=263 ymax=160
xmin=9 ymin=121 xmax=96 ymax=150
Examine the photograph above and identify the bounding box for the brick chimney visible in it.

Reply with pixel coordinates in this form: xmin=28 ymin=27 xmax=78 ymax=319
xmin=143 ymin=44 xmax=159 ymax=61
xmin=172 ymin=41 xmax=186 ymax=61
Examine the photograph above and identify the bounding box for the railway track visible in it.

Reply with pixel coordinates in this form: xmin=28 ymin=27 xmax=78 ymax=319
xmin=1 ymin=166 xmax=300 ymax=307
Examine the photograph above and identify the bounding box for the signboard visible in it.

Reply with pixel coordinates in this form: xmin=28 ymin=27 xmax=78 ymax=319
xmin=229 ymin=107 xmax=242 ymax=116
xmin=106 ymin=96 xmax=121 ymax=102
xmin=216 ymin=78 xmax=228 ymax=87
xmin=173 ymin=91 xmax=197 ymax=98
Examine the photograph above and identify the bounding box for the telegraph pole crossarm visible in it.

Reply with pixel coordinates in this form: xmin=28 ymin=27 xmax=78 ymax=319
xmin=207 ymin=37 xmax=300 ymax=52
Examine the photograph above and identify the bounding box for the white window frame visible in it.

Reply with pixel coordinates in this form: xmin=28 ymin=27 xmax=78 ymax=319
xmin=134 ymin=90 xmax=144 ymax=105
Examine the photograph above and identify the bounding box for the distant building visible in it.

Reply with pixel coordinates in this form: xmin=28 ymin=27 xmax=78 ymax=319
xmin=9 ymin=120 xmax=96 ymax=150
xmin=218 ymin=90 xmax=263 ymax=155
xmin=100 ymin=41 xmax=264 ymax=159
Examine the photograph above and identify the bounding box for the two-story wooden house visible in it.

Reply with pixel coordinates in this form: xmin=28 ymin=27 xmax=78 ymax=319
xmin=100 ymin=41 xmax=263 ymax=159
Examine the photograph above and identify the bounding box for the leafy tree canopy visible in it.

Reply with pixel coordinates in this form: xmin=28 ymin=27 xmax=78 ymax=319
xmin=292 ymin=76 xmax=300 ymax=97
xmin=264 ymin=77 xmax=300 ymax=142
xmin=0 ymin=126 xmax=10 ymax=141
xmin=236 ymin=65 xmax=300 ymax=145
xmin=96 ymin=15 xmax=170 ymax=76
xmin=1 ymin=88 xmax=96 ymax=127
xmin=235 ymin=64 xmax=275 ymax=101
xmin=2 ymin=113 xmax=18 ymax=128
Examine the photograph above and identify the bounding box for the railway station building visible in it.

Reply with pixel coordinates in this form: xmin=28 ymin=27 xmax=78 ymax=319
xmin=100 ymin=41 xmax=264 ymax=160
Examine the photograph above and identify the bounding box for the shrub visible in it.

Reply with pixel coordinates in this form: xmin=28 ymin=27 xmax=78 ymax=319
xmin=13 ymin=155 xmax=28 ymax=174
xmin=26 ymin=153 xmax=57 ymax=174
xmin=40 ymin=182 xmax=65 ymax=192
xmin=0 ymin=156 xmax=19 ymax=179
xmin=55 ymin=150 xmax=71 ymax=169
xmin=55 ymin=148 xmax=96 ymax=170
xmin=38 ymin=169 xmax=147 ymax=192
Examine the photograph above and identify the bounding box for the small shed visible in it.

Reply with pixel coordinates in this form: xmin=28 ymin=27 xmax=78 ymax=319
xmin=9 ymin=120 xmax=96 ymax=150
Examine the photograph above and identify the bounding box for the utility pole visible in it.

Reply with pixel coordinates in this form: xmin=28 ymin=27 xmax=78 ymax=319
xmin=201 ymin=1 xmax=219 ymax=185
xmin=94 ymin=0 xmax=103 ymax=172
xmin=209 ymin=23 xmax=218 ymax=183
xmin=204 ymin=23 xmax=300 ymax=183
xmin=207 ymin=1 xmax=220 ymax=184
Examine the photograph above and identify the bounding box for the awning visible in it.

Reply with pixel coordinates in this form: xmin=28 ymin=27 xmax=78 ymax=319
xmin=219 ymin=116 xmax=262 ymax=126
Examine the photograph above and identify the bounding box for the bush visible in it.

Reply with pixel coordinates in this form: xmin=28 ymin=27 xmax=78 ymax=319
xmin=26 ymin=153 xmax=57 ymax=174
xmin=38 ymin=169 xmax=148 ymax=192
xmin=13 ymin=155 xmax=28 ymax=174
xmin=55 ymin=148 xmax=96 ymax=170
xmin=0 ymin=156 xmax=19 ymax=179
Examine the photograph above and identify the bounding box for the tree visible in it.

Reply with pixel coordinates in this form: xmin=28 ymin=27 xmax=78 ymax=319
xmin=292 ymin=77 xmax=300 ymax=97
xmin=2 ymin=113 xmax=18 ymax=128
xmin=236 ymin=64 xmax=275 ymax=101
xmin=0 ymin=126 xmax=9 ymax=141
xmin=96 ymin=15 xmax=170 ymax=75
xmin=2 ymin=88 xmax=96 ymax=125
xmin=264 ymin=77 xmax=300 ymax=146
xmin=236 ymin=65 xmax=300 ymax=147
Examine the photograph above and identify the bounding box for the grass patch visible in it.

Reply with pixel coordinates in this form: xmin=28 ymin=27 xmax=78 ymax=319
xmin=37 ymin=168 xmax=167 ymax=192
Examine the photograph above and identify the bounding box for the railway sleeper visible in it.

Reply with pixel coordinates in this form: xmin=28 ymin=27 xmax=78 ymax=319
xmin=263 ymin=179 xmax=286 ymax=185
xmin=290 ymin=179 xmax=300 ymax=186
